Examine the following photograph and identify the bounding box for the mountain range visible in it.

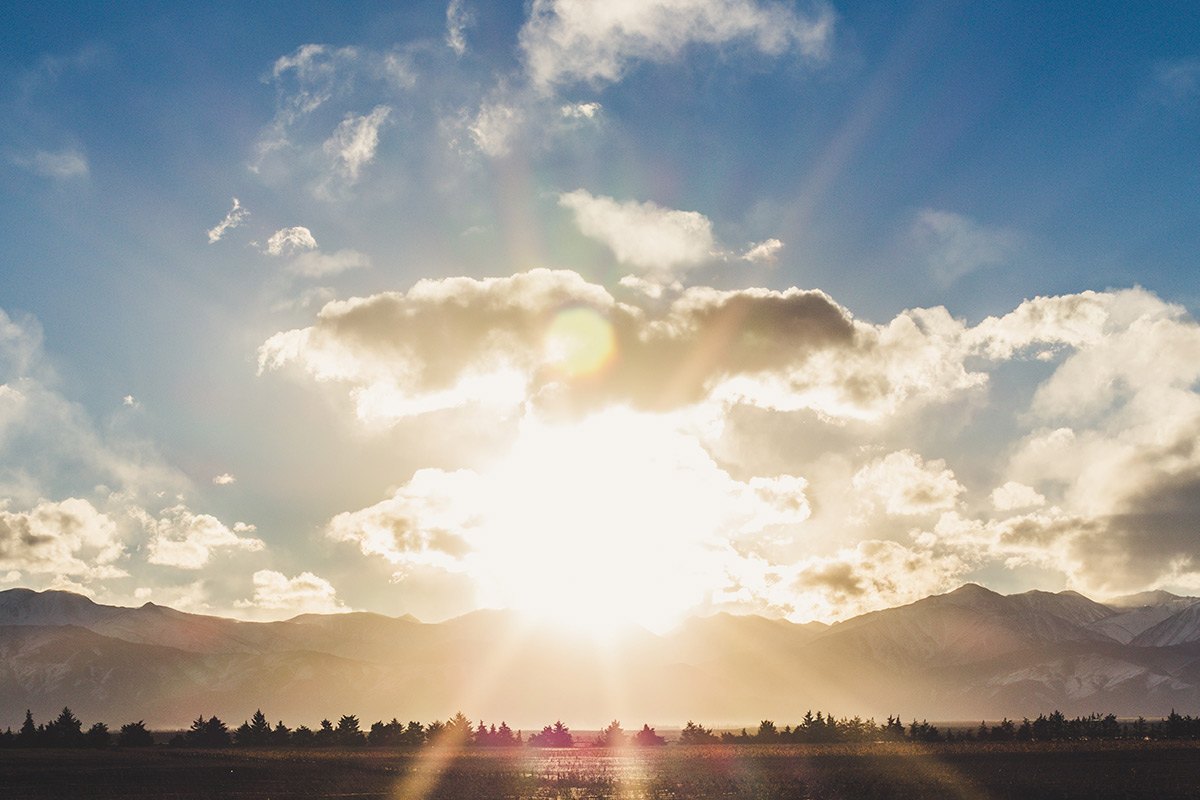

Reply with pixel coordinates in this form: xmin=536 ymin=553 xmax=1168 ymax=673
xmin=4 ymin=584 xmax=1200 ymax=730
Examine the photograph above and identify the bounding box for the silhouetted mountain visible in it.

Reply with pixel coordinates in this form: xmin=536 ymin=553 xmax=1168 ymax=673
xmin=3 ymin=585 xmax=1200 ymax=729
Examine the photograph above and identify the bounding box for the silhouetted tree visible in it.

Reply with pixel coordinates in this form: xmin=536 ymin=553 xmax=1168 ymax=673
xmin=594 ymin=720 xmax=625 ymax=747
xmin=271 ymin=720 xmax=291 ymax=745
xmin=632 ymin=724 xmax=665 ymax=747
xmin=528 ymin=721 xmax=573 ymax=748
xmin=679 ymin=720 xmax=717 ymax=744
xmin=755 ymin=720 xmax=778 ymax=742
xmin=16 ymin=710 xmax=36 ymax=748
xmin=336 ymin=715 xmax=365 ymax=746
xmin=292 ymin=725 xmax=315 ymax=746
xmin=119 ymin=721 xmax=155 ymax=747
xmin=85 ymin=722 xmax=111 ymax=749
xmin=315 ymin=719 xmax=335 ymax=746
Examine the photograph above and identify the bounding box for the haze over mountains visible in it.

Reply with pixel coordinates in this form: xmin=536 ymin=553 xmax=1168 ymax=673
xmin=4 ymin=585 xmax=1200 ymax=731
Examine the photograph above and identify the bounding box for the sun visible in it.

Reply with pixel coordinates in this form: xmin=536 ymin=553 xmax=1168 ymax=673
xmin=464 ymin=410 xmax=733 ymax=636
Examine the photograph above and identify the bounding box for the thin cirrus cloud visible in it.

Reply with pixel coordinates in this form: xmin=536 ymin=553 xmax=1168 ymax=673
xmin=911 ymin=208 xmax=1021 ymax=285
xmin=519 ymin=0 xmax=835 ymax=90
xmin=323 ymin=105 xmax=391 ymax=183
xmin=11 ymin=148 xmax=89 ymax=180
xmin=207 ymin=198 xmax=249 ymax=243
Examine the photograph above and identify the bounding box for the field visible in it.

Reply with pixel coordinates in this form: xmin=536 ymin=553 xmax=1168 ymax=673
xmin=3 ymin=741 xmax=1200 ymax=799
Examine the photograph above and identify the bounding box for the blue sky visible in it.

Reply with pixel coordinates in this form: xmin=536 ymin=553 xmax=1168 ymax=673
xmin=2 ymin=0 xmax=1199 ymax=629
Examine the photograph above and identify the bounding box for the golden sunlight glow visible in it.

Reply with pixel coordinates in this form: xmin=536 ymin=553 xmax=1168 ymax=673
xmin=544 ymin=306 xmax=616 ymax=377
xmin=466 ymin=410 xmax=738 ymax=636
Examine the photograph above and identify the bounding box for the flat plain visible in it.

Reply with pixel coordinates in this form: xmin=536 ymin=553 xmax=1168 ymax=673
xmin=3 ymin=741 xmax=1200 ymax=799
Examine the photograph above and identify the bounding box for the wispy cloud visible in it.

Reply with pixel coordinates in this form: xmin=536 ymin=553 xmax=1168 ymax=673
xmin=207 ymin=198 xmax=249 ymax=243
xmin=323 ymin=105 xmax=391 ymax=183
xmin=911 ymin=208 xmax=1020 ymax=285
xmin=11 ymin=148 xmax=89 ymax=180
xmin=446 ymin=0 xmax=473 ymax=56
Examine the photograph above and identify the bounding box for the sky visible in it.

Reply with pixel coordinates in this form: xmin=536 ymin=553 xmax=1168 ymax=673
xmin=1 ymin=0 xmax=1199 ymax=632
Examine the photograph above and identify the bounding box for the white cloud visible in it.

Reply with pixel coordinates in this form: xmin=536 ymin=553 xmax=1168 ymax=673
xmin=207 ymin=197 xmax=249 ymax=243
xmin=142 ymin=504 xmax=264 ymax=569
xmin=990 ymin=481 xmax=1045 ymax=511
xmin=323 ymin=105 xmax=391 ymax=182
xmin=741 ymin=238 xmax=783 ymax=263
xmin=329 ymin=409 xmax=809 ymax=630
xmin=560 ymin=101 xmax=601 ymax=119
xmin=911 ymin=208 xmax=1020 ymax=285
xmin=468 ymin=101 xmax=523 ymax=157
xmin=265 ymin=226 xmax=318 ymax=256
xmin=235 ymin=569 xmax=349 ymax=616
xmin=288 ymin=248 xmax=370 ymax=277
xmin=853 ymin=450 xmax=964 ymax=516
xmin=0 ymin=497 xmax=125 ymax=578
xmin=559 ymin=189 xmax=716 ymax=278
xmin=12 ymin=148 xmax=89 ymax=180
xmin=446 ymin=0 xmax=473 ymax=56
xmin=519 ymin=0 xmax=834 ymax=90
xmin=212 ymin=473 xmax=236 ymax=486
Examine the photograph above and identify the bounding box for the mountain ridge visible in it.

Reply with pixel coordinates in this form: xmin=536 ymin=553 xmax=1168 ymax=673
xmin=3 ymin=585 xmax=1200 ymax=729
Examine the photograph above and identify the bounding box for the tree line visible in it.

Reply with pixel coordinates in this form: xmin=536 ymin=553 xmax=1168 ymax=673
xmin=5 ymin=706 xmax=1200 ymax=749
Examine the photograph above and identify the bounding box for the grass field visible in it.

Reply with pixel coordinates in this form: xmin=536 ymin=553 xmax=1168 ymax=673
xmin=3 ymin=741 xmax=1200 ymax=799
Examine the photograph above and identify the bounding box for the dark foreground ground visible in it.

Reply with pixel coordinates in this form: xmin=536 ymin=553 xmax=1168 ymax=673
xmin=2 ymin=741 xmax=1199 ymax=799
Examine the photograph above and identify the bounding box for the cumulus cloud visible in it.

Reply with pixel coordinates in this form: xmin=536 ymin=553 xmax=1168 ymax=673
xmin=519 ymin=0 xmax=834 ymax=90
xmin=264 ymin=274 xmax=1200 ymax=618
xmin=328 ymin=409 xmax=808 ymax=628
xmin=853 ymin=450 xmax=964 ymax=516
xmin=235 ymin=569 xmax=348 ymax=616
xmin=142 ymin=504 xmax=264 ymax=569
xmin=0 ymin=498 xmax=125 ymax=578
xmin=911 ymin=208 xmax=1020 ymax=285
xmin=323 ymin=105 xmax=391 ymax=182
xmin=265 ymin=226 xmax=318 ymax=256
xmin=990 ymin=481 xmax=1045 ymax=511
xmin=559 ymin=190 xmax=716 ymax=278
xmin=742 ymin=238 xmax=783 ymax=263
xmin=11 ymin=148 xmax=89 ymax=180
xmin=212 ymin=473 xmax=236 ymax=486
xmin=207 ymin=197 xmax=249 ymax=243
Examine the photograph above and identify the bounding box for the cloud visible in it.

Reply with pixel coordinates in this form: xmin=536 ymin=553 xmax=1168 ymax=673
xmin=467 ymin=100 xmax=523 ymax=157
xmin=265 ymin=226 xmax=318 ymax=256
xmin=264 ymin=275 xmax=1200 ymax=617
xmin=328 ymin=409 xmax=808 ymax=628
xmin=852 ymin=450 xmax=964 ymax=516
xmin=323 ymin=105 xmax=391 ymax=182
xmin=0 ymin=498 xmax=125 ymax=578
xmin=207 ymin=198 xmax=249 ymax=243
xmin=911 ymin=208 xmax=1020 ymax=285
xmin=255 ymin=44 xmax=412 ymax=170
xmin=742 ymin=238 xmax=783 ymax=263
xmin=1153 ymin=58 xmax=1200 ymax=111
xmin=519 ymin=0 xmax=834 ymax=90
xmin=990 ymin=481 xmax=1045 ymax=511
xmin=446 ymin=0 xmax=473 ymax=56
xmin=288 ymin=248 xmax=371 ymax=278
xmin=212 ymin=473 xmax=236 ymax=486
xmin=11 ymin=148 xmax=89 ymax=180
xmin=235 ymin=569 xmax=348 ymax=616
xmin=142 ymin=504 xmax=264 ymax=569
xmin=559 ymin=190 xmax=716 ymax=278
xmin=560 ymin=101 xmax=601 ymax=119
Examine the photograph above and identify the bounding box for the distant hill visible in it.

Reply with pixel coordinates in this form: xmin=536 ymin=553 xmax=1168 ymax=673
xmin=3 ymin=584 xmax=1200 ymax=730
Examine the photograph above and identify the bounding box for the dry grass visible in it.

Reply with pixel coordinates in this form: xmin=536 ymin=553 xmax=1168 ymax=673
xmin=2 ymin=741 xmax=1199 ymax=799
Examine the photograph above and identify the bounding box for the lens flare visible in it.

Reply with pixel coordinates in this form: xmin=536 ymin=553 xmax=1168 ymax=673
xmin=544 ymin=307 xmax=616 ymax=377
